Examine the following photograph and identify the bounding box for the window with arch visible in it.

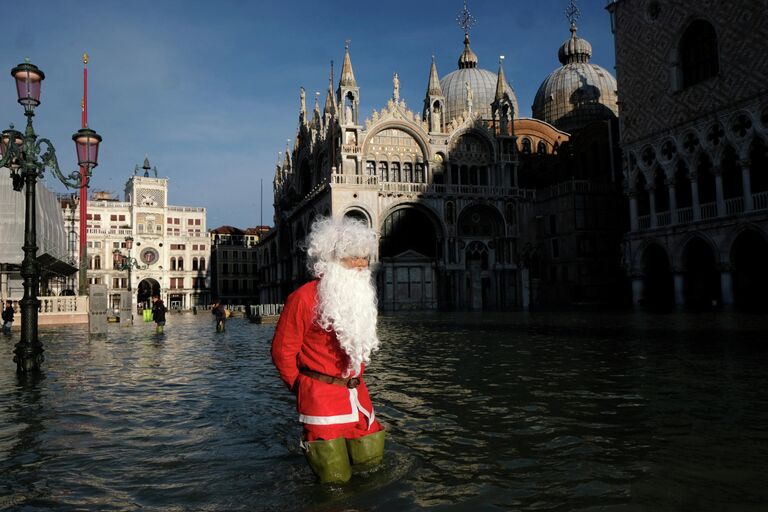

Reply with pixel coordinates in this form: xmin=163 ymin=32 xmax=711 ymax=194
xmin=403 ymin=163 xmax=413 ymax=182
xmin=537 ymin=141 xmax=547 ymax=155
xmin=521 ymin=138 xmax=532 ymax=155
xmin=415 ymin=163 xmax=425 ymax=183
xmin=680 ymin=19 xmax=719 ymax=88
xmin=391 ymin=162 xmax=401 ymax=182
xmin=505 ymin=203 xmax=517 ymax=225
xmin=378 ymin=162 xmax=388 ymax=181
xmin=200 ymin=257 xmax=206 ymax=270
xmin=445 ymin=202 xmax=455 ymax=225
xmin=192 ymin=257 xmax=199 ymax=271
xmin=171 ymin=257 xmax=177 ymax=271
xmin=366 ymin=161 xmax=375 ymax=176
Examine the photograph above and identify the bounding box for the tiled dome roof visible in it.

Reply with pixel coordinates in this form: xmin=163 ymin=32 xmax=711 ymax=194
xmin=532 ymin=25 xmax=618 ymax=133
xmin=440 ymin=34 xmax=519 ymax=123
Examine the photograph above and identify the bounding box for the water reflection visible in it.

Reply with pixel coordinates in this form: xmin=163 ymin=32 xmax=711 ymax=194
xmin=1 ymin=311 xmax=767 ymax=511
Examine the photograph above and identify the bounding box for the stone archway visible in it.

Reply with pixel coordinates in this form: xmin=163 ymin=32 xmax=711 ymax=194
xmin=378 ymin=206 xmax=441 ymax=310
xmin=641 ymin=243 xmax=674 ymax=309
xmin=731 ymin=230 xmax=768 ymax=310
xmin=682 ymin=237 xmax=721 ymax=309
xmin=137 ymin=278 xmax=161 ymax=311
xmin=456 ymin=204 xmax=504 ymax=310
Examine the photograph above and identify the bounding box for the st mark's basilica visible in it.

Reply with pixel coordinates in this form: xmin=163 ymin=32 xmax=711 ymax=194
xmin=257 ymin=1 xmax=624 ymax=310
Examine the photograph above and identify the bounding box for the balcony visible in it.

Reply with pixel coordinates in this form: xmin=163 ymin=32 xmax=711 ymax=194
xmin=330 ymin=173 xmax=536 ymax=200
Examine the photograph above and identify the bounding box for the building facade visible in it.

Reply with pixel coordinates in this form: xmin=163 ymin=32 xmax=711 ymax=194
xmin=1 ymin=172 xmax=75 ymax=301
xmin=608 ymin=0 xmax=768 ymax=309
xmin=209 ymin=225 xmax=269 ymax=306
xmin=259 ymin=4 xmax=625 ymax=310
xmin=65 ymin=158 xmax=211 ymax=313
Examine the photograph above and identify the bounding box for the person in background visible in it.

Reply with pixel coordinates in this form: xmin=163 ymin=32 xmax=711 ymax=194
xmin=271 ymin=216 xmax=385 ymax=484
xmin=2 ymin=300 xmax=14 ymax=334
xmin=212 ymin=301 xmax=227 ymax=332
xmin=151 ymin=294 xmax=167 ymax=334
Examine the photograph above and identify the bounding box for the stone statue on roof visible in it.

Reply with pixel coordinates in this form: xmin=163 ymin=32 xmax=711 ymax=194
xmin=393 ymin=73 xmax=400 ymax=102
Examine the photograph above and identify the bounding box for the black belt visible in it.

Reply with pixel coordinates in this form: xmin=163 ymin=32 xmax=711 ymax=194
xmin=300 ymin=369 xmax=361 ymax=389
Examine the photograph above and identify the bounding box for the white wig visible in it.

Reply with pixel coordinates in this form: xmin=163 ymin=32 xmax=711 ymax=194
xmin=305 ymin=216 xmax=378 ymax=278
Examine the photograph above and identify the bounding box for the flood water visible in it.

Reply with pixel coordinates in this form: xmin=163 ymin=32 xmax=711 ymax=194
xmin=1 ymin=311 xmax=767 ymax=511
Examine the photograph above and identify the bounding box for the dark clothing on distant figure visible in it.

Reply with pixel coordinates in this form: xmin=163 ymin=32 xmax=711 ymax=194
xmin=152 ymin=300 xmax=167 ymax=324
xmin=213 ymin=304 xmax=226 ymax=331
xmin=212 ymin=305 xmax=226 ymax=321
xmin=2 ymin=305 xmax=14 ymax=333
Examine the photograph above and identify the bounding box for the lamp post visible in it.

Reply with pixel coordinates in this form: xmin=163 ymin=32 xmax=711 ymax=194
xmin=0 ymin=60 xmax=102 ymax=373
xmin=113 ymin=236 xmax=146 ymax=323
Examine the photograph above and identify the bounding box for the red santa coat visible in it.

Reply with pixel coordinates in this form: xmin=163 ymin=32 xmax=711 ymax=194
xmin=271 ymin=280 xmax=380 ymax=439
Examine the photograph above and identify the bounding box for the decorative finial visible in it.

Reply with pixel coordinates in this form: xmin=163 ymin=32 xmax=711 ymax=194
xmin=499 ymin=55 xmax=505 ymax=64
xmin=24 ymin=57 xmax=30 ymax=63
xmin=565 ymin=0 xmax=580 ymax=31
xmin=83 ymin=52 xmax=89 ymax=64
xmin=457 ymin=0 xmax=476 ymax=34
xmin=345 ymin=39 xmax=351 ymax=50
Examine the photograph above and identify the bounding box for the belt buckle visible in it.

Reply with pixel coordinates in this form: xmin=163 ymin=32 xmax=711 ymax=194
xmin=346 ymin=377 xmax=360 ymax=389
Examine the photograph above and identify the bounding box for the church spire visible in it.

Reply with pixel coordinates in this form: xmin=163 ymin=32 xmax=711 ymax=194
xmin=423 ymin=56 xmax=446 ymax=134
xmin=339 ymin=40 xmax=357 ymax=88
xmin=323 ymin=61 xmax=336 ymax=117
xmin=427 ymin=55 xmax=443 ymax=96
xmin=495 ymin=56 xmax=508 ymax=102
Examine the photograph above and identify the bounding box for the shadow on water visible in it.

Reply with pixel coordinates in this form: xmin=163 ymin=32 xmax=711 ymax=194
xmin=1 ymin=311 xmax=767 ymax=511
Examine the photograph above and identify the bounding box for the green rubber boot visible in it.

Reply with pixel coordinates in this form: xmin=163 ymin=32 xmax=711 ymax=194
xmin=156 ymin=324 xmax=164 ymax=334
xmin=346 ymin=430 xmax=386 ymax=467
xmin=304 ymin=436 xmax=352 ymax=484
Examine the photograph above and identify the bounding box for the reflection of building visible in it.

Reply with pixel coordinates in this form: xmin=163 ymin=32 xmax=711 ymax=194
xmin=63 ymin=158 xmax=210 ymax=311
xmin=608 ymin=0 xmax=768 ymax=309
xmin=258 ymin=3 xmax=626 ymax=309
xmin=209 ymin=225 xmax=269 ymax=305
xmin=1 ymin=172 xmax=76 ymax=300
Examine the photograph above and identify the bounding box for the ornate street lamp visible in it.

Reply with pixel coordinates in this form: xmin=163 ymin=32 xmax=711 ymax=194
xmin=0 ymin=60 xmax=102 ymax=373
xmin=113 ymin=236 xmax=146 ymax=323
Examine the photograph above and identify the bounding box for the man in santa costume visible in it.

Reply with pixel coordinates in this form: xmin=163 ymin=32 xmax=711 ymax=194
xmin=271 ymin=216 xmax=385 ymax=483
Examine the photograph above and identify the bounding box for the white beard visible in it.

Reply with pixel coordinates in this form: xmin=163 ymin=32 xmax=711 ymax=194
xmin=316 ymin=262 xmax=380 ymax=377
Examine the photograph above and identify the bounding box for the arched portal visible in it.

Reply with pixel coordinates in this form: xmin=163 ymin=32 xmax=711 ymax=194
xmin=378 ymin=206 xmax=440 ymax=310
xmin=137 ymin=278 xmax=161 ymax=311
xmin=641 ymin=243 xmax=674 ymax=309
xmin=683 ymin=237 xmax=720 ymax=309
xmin=457 ymin=204 xmax=505 ymax=309
xmin=731 ymin=230 xmax=768 ymax=310
xmin=343 ymin=209 xmax=370 ymax=226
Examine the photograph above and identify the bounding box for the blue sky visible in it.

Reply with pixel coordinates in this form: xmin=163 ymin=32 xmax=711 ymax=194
xmin=0 ymin=0 xmax=616 ymax=229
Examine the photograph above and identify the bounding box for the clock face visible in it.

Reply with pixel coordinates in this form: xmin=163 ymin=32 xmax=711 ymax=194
xmin=140 ymin=247 xmax=159 ymax=265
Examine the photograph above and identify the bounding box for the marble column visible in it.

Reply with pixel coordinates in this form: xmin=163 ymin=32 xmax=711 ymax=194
xmin=714 ymin=166 xmax=725 ymax=217
xmin=667 ymin=178 xmax=678 ymax=225
xmin=740 ymin=160 xmax=754 ymax=212
xmin=673 ymin=272 xmax=685 ymax=306
xmin=631 ymin=274 xmax=644 ymax=306
xmin=647 ymin=184 xmax=658 ymax=228
xmin=690 ymin=173 xmax=701 ymax=221
xmin=720 ymin=264 xmax=735 ymax=306
xmin=628 ymin=191 xmax=639 ymax=231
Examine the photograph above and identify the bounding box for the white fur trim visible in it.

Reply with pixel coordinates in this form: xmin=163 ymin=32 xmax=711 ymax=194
xmin=299 ymin=388 xmax=374 ymax=428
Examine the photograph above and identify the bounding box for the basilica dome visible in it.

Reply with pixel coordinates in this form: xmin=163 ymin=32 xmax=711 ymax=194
xmin=532 ymin=25 xmax=618 ymax=133
xmin=440 ymin=34 xmax=519 ymax=123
